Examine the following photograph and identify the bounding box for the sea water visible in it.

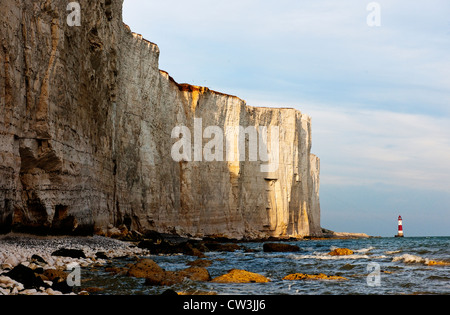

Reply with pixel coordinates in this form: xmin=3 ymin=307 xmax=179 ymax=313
xmin=82 ymin=237 xmax=450 ymax=295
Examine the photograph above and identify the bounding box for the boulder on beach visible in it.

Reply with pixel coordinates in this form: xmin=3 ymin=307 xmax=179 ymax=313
xmin=328 ymin=248 xmax=354 ymax=256
xmin=263 ymin=243 xmax=300 ymax=252
xmin=211 ymin=269 xmax=270 ymax=283
xmin=5 ymin=264 xmax=47 ymax=290
xmin=31 ymin=254 xmax=47 ymax=265
xmin=51 ymin=248 xmax=86 ymax=259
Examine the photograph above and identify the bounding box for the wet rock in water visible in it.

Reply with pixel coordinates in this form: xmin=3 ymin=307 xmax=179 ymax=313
xmin=328 ymin=248 xmax=354 ymax=256
xmin=41 ymin=269 xmax=68 ymax=282
xmin=144 ymin=267 xmax=211 ymax=286
xmin=263 ymin=243 xmax=300 ymax=252
xmin=5 ymin=264 xmax=47 ymax=290
xmin=127 ymin=259 xmax=164 ymax=278
xmin=179 ymin=267 xmax=211 ymax=282
xmin=283 ymin=273 xmax=348 ymax=281
xmin=137 ymin=240 xmax=205 ymax=258
xmin=128 ymin=259 xmax=183 ymax=286
xmin=204 ymin=242 xmax=242 ymax=252
xmin=426 ymin=260 xmax=450 ymax=266
xmin=211 ymin=269 xmax=270 ymax=283
xmin=128 ymin=259 xmax=211 ymax=286
xmin=51 ymin=248 xmax=86 ymax=259
xmin=144 ymin=270 xmax=185 ymax=286
xmin=182 ymin=243 xmax=206 ymax=258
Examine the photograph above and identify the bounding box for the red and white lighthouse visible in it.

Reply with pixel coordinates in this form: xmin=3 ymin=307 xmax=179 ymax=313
xmin=396 ymin=215 xmax=404 ymax=237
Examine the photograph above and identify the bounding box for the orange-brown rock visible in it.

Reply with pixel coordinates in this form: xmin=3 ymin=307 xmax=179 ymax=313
xmin=283 ymin=273 xmax=347 ymax=281
xmin=178 ymin=267 xmax=211 ymax=282
xmin=211 ymin=269 xmax=270 ymax=283
xmin=426 ymin=260 xmax=450 ymax=266
xmin=42 ymin=269 xmax=69 ymax=282
xmin=127 ymin=259 xmax=164 ymax=278
xmin=127 ymin=259 xmax=211 ymax=286
xmin=328 ymin=248 xmax=354 ymax=256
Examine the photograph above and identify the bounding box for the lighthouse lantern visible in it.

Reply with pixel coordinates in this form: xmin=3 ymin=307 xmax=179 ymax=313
xmin=396 ymin=215 xmax=404 ymax=237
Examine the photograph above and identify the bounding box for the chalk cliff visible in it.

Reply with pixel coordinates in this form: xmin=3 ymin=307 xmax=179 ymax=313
xmin=0 ymin=0 xmax=321 ymax=238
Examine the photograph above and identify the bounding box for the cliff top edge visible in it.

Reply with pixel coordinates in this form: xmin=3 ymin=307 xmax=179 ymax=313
xmin=124 ymin=23 xmax=306 ymax=116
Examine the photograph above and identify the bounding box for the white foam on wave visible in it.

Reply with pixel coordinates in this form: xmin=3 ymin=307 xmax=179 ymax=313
xmin=288 ymin=252 xmax=370 ymax=260
xmin=354 ymin=246 xmax=375 ymax=254
xmin=393 ymin=254 xmax=426 ymax=264
xmin=385 ymin=250 xmax=402 ymax=255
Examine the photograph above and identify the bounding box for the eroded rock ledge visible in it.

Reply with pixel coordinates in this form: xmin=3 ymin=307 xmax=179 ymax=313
xmin=0 ymin=0 xmax=321 ymax=239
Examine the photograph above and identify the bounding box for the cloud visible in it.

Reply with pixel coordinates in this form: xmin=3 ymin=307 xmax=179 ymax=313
xmin=307 ymin=104 xmax=450 ymax=191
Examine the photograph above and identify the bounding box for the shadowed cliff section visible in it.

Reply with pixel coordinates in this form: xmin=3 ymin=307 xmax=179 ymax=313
xmin=0 ymin=0 xmax=321 ymax=239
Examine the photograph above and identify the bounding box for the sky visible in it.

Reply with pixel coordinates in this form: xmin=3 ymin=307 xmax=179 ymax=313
xmin=122 ymin=0 xmax=450 ymax=237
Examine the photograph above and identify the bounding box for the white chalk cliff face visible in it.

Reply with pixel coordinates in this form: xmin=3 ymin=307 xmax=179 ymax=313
xmin=0 ymin=0 xmax=321 ymax=239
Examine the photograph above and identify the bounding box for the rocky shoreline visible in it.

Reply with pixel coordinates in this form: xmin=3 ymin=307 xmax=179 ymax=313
xmin=0 ymin=230 xmax=371 ymax=295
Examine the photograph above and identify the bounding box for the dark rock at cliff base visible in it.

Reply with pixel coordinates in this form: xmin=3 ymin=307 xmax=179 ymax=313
xmin=5 ymin=264 xmax=48 ymax=290
xmin=204 ymin=242 xmax=243 ymax=252
xmin=263 ymin=243 xmax=301 ymax=252
xmin=137 ymin=240 xmax=206 ymax=258
xmin=52 ymin=248 xmax=86 ymax=259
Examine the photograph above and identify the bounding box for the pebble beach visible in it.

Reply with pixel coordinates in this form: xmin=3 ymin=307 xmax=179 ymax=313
xmin=0 ymin=233 xmax=149 ymax=295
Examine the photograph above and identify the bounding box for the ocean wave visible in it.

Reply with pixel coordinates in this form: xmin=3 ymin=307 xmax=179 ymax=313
xmin=353 ymin=247 xmax=375 ymax=254
xmin=385 ymin=250 xmax=402 ymax=255
xmin=392 ymin=254 xmax=450 ymax=266
xmin=288 ymin=253 xmax=370 ymax=260
xmin=393 ymin=254 xmax=427 ymax=264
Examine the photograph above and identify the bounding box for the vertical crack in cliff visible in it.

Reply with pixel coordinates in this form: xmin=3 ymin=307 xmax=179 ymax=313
xmin=21 ymin=10 xmax=32 ymax=115
xmin=36 ymin=17 xmax=59 ymax=139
